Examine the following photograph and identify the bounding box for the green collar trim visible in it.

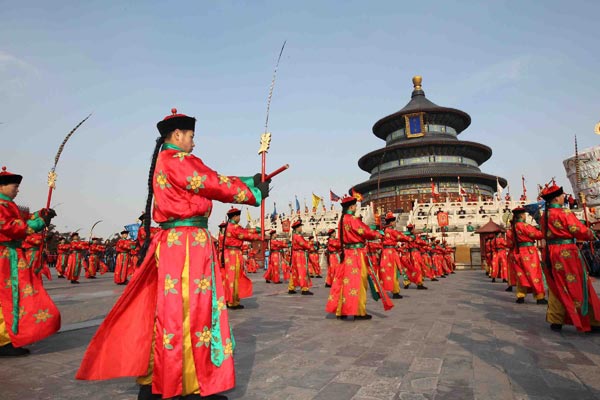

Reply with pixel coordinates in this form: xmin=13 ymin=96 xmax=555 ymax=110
xmin=0 ymin=193 xmax=13 ymax=202
xmin=344 ymin=210 xmax=355 ymax=215
xmin=162 ymin=143 xmax=184 ymax=152
xmin=547 ymin=203 xmax=563 ymax=209
xmin=228 ymin=219 xmax=238 ymax=225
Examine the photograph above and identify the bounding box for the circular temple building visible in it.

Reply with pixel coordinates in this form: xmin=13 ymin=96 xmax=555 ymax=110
xmin=353 ymin=76 xmax=507 ymax=213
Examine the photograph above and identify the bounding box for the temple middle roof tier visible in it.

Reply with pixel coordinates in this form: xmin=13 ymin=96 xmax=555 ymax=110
xmin=358 ymin=139 xmax=493 ymax=173
xmin=354 ymin=169 xmax=507 ymax=194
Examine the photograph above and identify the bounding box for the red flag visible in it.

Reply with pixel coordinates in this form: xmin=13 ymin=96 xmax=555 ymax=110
xmin=430 ymin=178 xmax=439 ymax=197
xmin=330 ymin=190 xmax=341 ymax=202
xmin=351 ymin=188 xmax=364 ymax=201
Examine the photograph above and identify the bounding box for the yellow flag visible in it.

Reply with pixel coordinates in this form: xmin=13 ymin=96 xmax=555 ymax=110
xmin=312 ymin=193 xmax=321 ymax=210
xmin=246 ymin=208 xmax=252 ymax=224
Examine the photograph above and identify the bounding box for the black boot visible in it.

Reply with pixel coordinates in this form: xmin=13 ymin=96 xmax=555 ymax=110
xmin=403 ymin=284 xmax=410 ymax=289
xmin=70 ymin=280 xmax=80 ymax=284
xmin=392 ymin=293 xmax=403 ymax=299
xmin=536 ymin=298 xmax=548 ymax=305
xmin=301 ymin=290 xmax=314 ymax=295
xmin=184 ymin=394 xmax=229 ymax=400
xmin=417 ymin=285 xmax=428 ymax=290
xmin=138 ymin=385 xmax=162 ymax=400
xmin=491 ymin=278 xmax=496 ymax=283
xmin=265 ymin=279 xmax=271 ymax=283
xmin=431 ymin=278 xmax=439 ymax=282
xmin=355 ymin=314 xmax=372 ymax=320
xmin=516 ymin=297 xmax=525 ymax=304
xmin=505 ymin=286 xmax=513 ymax=292
xmin=550 ymin=323 xmax=562 ymax=332
xmin=0 ymin=343 xmax=29 ymax=357
xmin=288 ymin=290 xmax=297 ymax=294
xmin=325 ymin=283 xmax=331 ymax=288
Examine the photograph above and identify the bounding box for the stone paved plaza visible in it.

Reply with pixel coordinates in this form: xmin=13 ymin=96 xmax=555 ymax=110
xmin=2 ymin=270 xmax=600 ymax=400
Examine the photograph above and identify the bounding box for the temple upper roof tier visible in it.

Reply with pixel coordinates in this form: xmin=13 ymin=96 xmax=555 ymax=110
xmin=372 ymin=76 xmax=471 ymax=141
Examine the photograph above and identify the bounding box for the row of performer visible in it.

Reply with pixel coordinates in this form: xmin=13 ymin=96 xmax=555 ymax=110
xmin=481 ymin=182 xmax=600 ymax=333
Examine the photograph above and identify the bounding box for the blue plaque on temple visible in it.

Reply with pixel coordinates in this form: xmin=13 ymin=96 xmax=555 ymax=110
xmin=409 ymin=115 xmax=422 ymax=134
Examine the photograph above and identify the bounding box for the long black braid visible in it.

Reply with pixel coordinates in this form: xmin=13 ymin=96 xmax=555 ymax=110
xmin=543 ymin=202 xmax=552 ymax=277
xmin=511 ymin=213 xmax=519 ymax=253
xmin=339 ymin=210 xmax=346 ymax=263
xmin=137 ymin=136 xmax=165 ymax=265
xmin=220 ymin=218 xmax=229 ymax=266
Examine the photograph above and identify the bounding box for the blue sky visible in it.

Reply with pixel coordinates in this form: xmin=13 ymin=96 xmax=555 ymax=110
xmin=1 ymin=1 xmax=599 ymax=237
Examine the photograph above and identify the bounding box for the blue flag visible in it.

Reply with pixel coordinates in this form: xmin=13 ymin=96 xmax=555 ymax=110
xmin=295 ymin=196 xmax=300 ymax=213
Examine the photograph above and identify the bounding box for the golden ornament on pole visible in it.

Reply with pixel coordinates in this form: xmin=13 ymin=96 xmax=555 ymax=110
xmin=594 ymin=122 xmax=600 ymax=135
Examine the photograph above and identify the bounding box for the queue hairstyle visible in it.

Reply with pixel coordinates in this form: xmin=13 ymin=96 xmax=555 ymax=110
xmin=137 ymin=135 xmax=166 ymax=265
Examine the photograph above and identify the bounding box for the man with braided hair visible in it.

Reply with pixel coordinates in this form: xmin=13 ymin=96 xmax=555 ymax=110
xmin=0 ymin=166 xmax=59 ymax=357
xmin=539 ymin=182 xmax=600 ymax=332
xmin=77 ymin=109 xmax=270 ymax=400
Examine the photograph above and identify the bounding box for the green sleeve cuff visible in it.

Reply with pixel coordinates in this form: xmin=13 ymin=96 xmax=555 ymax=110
xmin=27 ymin=213 xmax=46 ymax=232
xmin=239 ymin=176 xmax=262 ymax=206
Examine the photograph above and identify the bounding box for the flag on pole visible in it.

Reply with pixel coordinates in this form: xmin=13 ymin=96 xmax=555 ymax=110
xmin=271 ymin=202 xmax=277 ymax=222
xmin=521 ymin=175 xmax=527 ymax=200
xmin=246 ymin=208 xmax=252 ymax=225
xmin=458 ymin=176 xmax=466 ymax=196
xmin=431 ymin=178 xmax=439 ymax=198
xmin=330 ymin=190 xmax=341 ymax=202
xmin=312 ymin=193 xmax=322 ymax=210
xmin=295 ymin=195 xmax=300 ymax=214
xmin=496 ymin=177 xmax=503 ymax=200
xmin=351 ymin=188 xmax=364 ymax=201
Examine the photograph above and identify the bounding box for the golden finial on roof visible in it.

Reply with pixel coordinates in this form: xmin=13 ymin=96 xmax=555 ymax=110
xmin=412 ymin=76 xmax=422 ymax=90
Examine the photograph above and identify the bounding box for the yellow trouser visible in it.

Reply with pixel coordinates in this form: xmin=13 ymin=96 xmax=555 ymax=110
xmin=0 ymin=303 xmax=11 ymax=346
xmin=546 ymin=288 xmax=600 ymax=326
xmin=392 ymin=269 xmax=401 ymax=294
xmin=516 ymin=284 xmax=545 ymax=300
xmin=229 ymin=261 xmax=240 ymax=307
xmin=136 ymin=239 xmax=200 ymax=395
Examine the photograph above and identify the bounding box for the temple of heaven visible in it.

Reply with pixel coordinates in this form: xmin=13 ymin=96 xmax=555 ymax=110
xmin=353 ymin=76 xmax=507 ymax=213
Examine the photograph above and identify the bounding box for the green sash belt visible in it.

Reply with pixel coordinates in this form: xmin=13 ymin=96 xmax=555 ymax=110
xmin=383 ymin=245 xmax=397 ymax=249
xmin=159 ymin=216 xmax=208 ymax=229
xmin=225 ymin=246 xmax=241 ymax=250
xmin=518 ymin=242 xmax=535 ymax=247
xmin=547 ymin=239 xmax=575 ymax=245
xmin=344 ymin=243 xmax=365 ymax=249
xmin=1 ymin=241 xmax=21 ymax=334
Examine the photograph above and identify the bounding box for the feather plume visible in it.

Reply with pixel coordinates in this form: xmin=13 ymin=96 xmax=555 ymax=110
xmin=52 ymin=113 xmax=92 ymax=171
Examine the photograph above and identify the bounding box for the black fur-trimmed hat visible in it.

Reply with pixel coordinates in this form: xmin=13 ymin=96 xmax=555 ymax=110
xmin=157 ymin=108 xmax=196 ymax=137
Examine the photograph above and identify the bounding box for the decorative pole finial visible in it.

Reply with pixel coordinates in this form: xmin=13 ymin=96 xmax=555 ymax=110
xmin=412 ymin=76 xmax=423 ymax=90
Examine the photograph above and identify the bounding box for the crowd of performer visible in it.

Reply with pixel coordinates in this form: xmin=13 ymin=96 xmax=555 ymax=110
xmin=2 ymin=109 xmax=600 ymax=400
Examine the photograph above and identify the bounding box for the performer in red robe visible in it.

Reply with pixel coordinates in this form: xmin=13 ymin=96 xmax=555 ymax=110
xmin=378 ymin=212 xmax=409 ymax=299
xmin=221 ymin=208 xmax=261 ymax=309
xmin=22 ymin=232 xmax=51 ymax=281
xmin=77 ymin=109 xmax=269 ymax=399
xmin=403 ymin=225 xmax=427 ymax=290
xmin=113 ymin=230 xmax=132 ymax=285
xmin=325 ymin=228 xmax=340 ymax=288
xmin=56 ymin=237 xmax=70 ymax=278
xmin=506 ymin=207 xmax=546 ymax=304
xmin=87 ymin=238 xmax=108 ymax=277
xmin=307 ymin=236 xmax=322 ymax=278
xmin=245 ymin=247 xmax=259 ymax=273
xmin=539 ymin=183 xmax=600 ymax=332
xmin=264 ymin=230 xmax=287 ymax=284
xmin=288 ymin=220 xmax=314 ymax=295
xmin=326 ymin=196 xmax=388 ymax=320
xmin=0 ymin=166 xmax=59 ymax=356
xmin=65 ymin=232 xmax=89 ymax=284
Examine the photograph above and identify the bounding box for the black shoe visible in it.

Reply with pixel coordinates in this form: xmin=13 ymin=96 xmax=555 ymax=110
xmin=502 ymin=279 xmax=507 ymax=283
xmin=57 ymin=275 xmax=65 ymax=279
xmin=516 ymin=297 xmax=525 ymax=304
xmin=590 ymin=326 xmax=600 ymax=333
xmin=315 ymin=275 xmax=323 ymax=278
xmin=403 ymin=284 xmax=410 ymax=289
xmin=491 ymin=278 xmax=496 ymax=283
xmin=184 ymin=394 xmax=229 ymax=400
xmin=137 ymin=384 xmax=161 ymax=400
xmin=355 ymin=314 xmax=372 ymax=320
xmin=265 ymin=279 xmax=271 ymax=283
xmin=70 ymin=280 xmax=79 ymax=284
xmin=431 ymin=278 xmax=439 ymax=282
xmin=392 ymin=293 xmax=403 ymax=299
xmin=288 ymin=290 xmax=297 ymax=294
xmin=301 ymin=291 xmax=314 ymax=295
xmin=440 ymin=275 xmax=447 ymax=278
xmin=550 ymin=323 xmax=563 ymax=332
xmin=337 ymin=315 xmax=353 ymax=321
xmin=505 ymin=286 xmax=513 ymax=292
xmin=536 ymin=299 xmax=548 ymax=305
xmin=88 ymin=276 xmax=97 ymax=279
xmin=417 ymin=285 xmax=428 ymax=290
xmin=274 ymin=281 xmax=282 ymax=284
xmin=0 ymin=343 xmax=29 ymax=357
xmin=451 ymin=271 xmax=455 ymax=274
xmin=325 ymin=283 xmax=331 ymax=288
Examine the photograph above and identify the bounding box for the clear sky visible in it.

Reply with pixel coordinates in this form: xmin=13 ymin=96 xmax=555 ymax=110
xmin=1 ymin=0 xmax=599 ymax=237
